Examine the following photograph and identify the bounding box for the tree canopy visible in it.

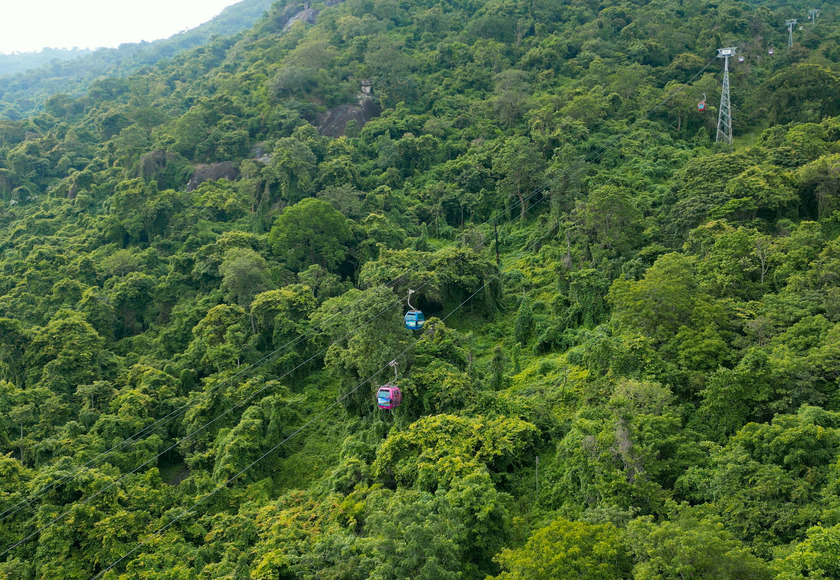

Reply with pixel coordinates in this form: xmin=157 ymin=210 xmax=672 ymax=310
xmin=1 ymin=0 xmax=840 ymax=577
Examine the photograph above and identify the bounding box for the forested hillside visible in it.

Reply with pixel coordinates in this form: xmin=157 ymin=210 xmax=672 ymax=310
xmin=1 ymin=0 xmax=840 ymax=578
xmin=0 ymin=0 xmax=275 ymax=119
xmin=0 ymin=49 xmax=95 ymax=78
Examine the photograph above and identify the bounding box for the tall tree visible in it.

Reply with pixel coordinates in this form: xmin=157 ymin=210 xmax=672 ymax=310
xmin=493 ymin=136 xmax=545 ymax=221
xmin=269 ymin=198 xmax=352 ymax=272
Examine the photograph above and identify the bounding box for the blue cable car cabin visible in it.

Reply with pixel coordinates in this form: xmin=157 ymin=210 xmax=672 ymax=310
xmin=404 ymin=289 xmax=425 ymax=330
xmin=404 ymin=309 xmax=425 ymax=330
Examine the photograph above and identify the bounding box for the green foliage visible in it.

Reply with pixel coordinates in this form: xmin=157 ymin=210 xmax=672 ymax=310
xmin=579 ymin=185 xmax=644 ymax=260
xmin=364 ymin=488 xmax=466 ymax=580
xmin=716 ymin=164 xmax=798 ymax=223
xmin=549 ymin=378 xmax=698 ymax=516
xmin=373 ymin=414 xmax=538 ymax=490
xmin=359 ymin=245 xmax=500 ymax=314
xmin=311 ymin=285 xmax=407 ymax=415
xmin=268 ymin=197 xmax=352 ymax=272
xmin=773 ymin=523 xmax=840 ymax=580
xmin=765 ymin=65 xmax=840 ymax=125
xmin=213 ymin=391 xmax=300 ymax=483
xmin=798 ymin=154 xmax=840 ymax=220
xmin=181 ymin=303 xmax=250 ymax=377
xmin=608 ymin=253 xmax=700 ymax=344
xmin=400 ymin=319 xmax=476 ymax=418
xmin=249 ymin=284 xmax=317 ymax=380
xmin=679 ymin=406 xmax=840 ymax=558
xmin=663 ymin=151 xmax=759 ymax=243
xmin=493 ymin=517 xmax=631 ymax=579
xmin=3 ymin=0 xmax=840 ymax=576
xmin=627 ymin=505 xmax=771 ymax=579
xmin=513 ymin=296 xmax=533 ymax=345
xmin=219 ymin=247 xmax=271 ymax=307
xmin=493 ymin=136 xmax=545 ymax=220
xmin=24 ymin=309 xmax=116 ymax=394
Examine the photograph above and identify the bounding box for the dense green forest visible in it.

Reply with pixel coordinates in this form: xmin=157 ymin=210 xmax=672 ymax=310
xmin=0 ymin=0 xmax=275 ymax=118
xmin=1 ymin=0 xmax=840 ymax=577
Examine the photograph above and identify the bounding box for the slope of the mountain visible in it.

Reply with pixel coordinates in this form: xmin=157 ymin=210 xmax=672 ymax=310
xmin=0 ymin=0 xmax=839 ymax=578
xmin=0 ymin=48 xmax=95 ymax=77
xmin=0 ymin=0 xmax=277 ymax=118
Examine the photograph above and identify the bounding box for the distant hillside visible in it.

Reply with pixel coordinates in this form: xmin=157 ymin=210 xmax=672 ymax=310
xmin=0 ymin=48 xmax=95 ymax=77
xmin=0 ymin=0 xmax=277 ymax=119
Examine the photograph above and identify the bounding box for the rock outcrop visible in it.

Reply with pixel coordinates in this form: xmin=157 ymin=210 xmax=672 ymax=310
xmin=187 ymin=162 xmax=239 ymax=191
xmin=283 ymin=8 xmax=319 ymax=31
xmin=275 ymin=1 xmax=346 ymax=34
xmin=317 ymin=97 xmax=381 ymax=137
xmin=251 ymin=143 xmax=272 ymax=164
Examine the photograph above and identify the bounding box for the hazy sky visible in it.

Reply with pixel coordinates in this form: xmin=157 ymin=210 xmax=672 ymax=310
xmin=0 ymin=0 xmax=243 ymax=54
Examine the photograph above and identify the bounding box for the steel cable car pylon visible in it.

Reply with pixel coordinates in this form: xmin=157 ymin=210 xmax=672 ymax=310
xmin=404 ymin=288 xmax=425 ymax=330
xmin=377 ymin=360 xmax=402 ymax=410
xmin=716 ymin=47 xmax=736 ymax=146
xmin=786 ymin=19 xmax=798 ymax=47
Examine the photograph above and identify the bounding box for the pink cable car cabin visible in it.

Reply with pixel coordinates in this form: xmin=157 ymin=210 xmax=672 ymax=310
xmin=377 ymin=385 xmax=402 ymax=410
xmin=377 ymin=360 xmax=402 ymax=410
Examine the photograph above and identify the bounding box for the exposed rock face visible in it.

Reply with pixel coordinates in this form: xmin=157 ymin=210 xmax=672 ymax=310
xmin=137 ymin=149 xmax=191 ymax=190
xmin=138 ymin=150 xmax=180 ymax=181
xmin=187 ymin=162 xmax=239 ymax=191
xmin=317 ymin=97 xmax=381 ymax=137
xmin=283 ymin=8 xmax=319 ymax=31
xmin=276 ymin=4 xmax=304 ymax=29
xmin=252 ymin=143 xmax=272 ymax=164
xmin=275 ymin=1 xmax=343 ymax=34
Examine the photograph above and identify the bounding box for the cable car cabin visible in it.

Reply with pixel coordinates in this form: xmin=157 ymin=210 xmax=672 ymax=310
xmin=377 ymin=385 xmax=401 ymax=410
xmin=738 ymin=56 xmax=745 ymax=63
xmin=768 ymin=48 xmax=775 ymax=55
xmin=404 ymin=289 xmax=425 ymax=330
xmin=697 ymin=101 xmax=707 ymax=112
xmin=404 ymin=309 xmax=425 ymax=330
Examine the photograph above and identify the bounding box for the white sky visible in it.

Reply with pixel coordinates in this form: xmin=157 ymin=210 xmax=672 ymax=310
xmin=0 ymin=0 xmax=243 ymax=54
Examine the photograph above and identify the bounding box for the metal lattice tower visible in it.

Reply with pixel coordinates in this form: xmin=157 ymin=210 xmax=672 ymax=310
xmin=786 ymin=19 xmax=798 ymax=46
xmin=716 ymin=47 xmax=736 ymax=146
xmin=809 ymin=9 xmax=820 ymax=24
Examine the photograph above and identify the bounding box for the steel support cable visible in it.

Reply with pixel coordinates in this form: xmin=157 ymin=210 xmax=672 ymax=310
xmin=2 ymin=193 xmax=520 ymax=547
xmin=0 ymin=268 xmax=416 ymax=523
xmin=1 ymin=55 xmax=718 ymax=556
xmin=0 ymin=276 xmax=433 ymax=558
xmin=4 ymin=54 xmax=716 ymax=524
xmin=1 ymin=214 xmax=502 ymax=532
xmin=92 ymin=247 xmax=515 ymax=580
xmin=92 ymin=79 xmax=721 ymax=572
